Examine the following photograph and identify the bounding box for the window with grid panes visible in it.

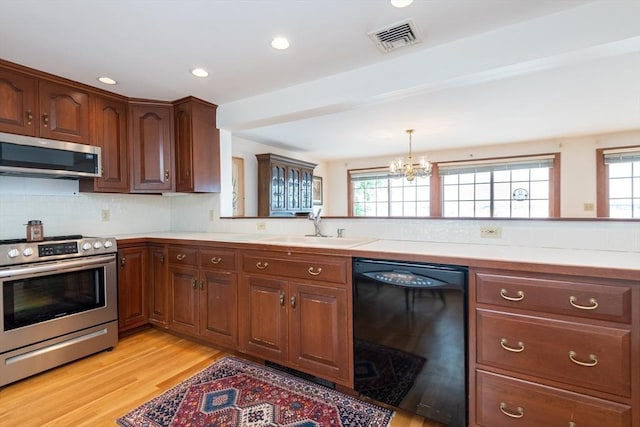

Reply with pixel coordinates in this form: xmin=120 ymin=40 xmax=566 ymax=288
xmin=440 ymin=156 xmax=555 ymax=218
xmin=602 ymin=148 xmax=640 ymax=218
xmin=350 ymin=169 xmax=430 ymax=217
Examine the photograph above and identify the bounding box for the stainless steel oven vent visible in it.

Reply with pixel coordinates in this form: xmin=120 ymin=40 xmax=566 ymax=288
xmin=368 ymin=19 xmax=422 ymax=53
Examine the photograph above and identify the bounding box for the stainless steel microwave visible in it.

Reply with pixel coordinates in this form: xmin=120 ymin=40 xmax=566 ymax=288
xmin=0 ymin=132 xmax=101 ymax=179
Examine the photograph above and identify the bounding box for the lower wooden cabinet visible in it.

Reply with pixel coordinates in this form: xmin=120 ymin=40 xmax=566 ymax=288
xmin=239 ymin=250 xmax=351 ymax=386
xmin=117 ymin=245 xmax=149 ymax=333
xmin=470 ymin=268 xmax=637 ymax=427
xmin=167 ymin=245 xmax=238 ymax=349
xmin=475 ymin=370 xmax=631 ymax=427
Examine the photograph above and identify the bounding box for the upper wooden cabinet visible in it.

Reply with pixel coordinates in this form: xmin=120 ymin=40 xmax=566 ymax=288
xmin=0 ymin=66 xmax=90 ymax=143
xmin=256 ymin=153 xmax=316 ymax=216
xmin=80 ymin=95 xmax=129 ymax=193
xmin=0 ymin=67 xmax=37 ymax=136
xmin=173 ymin=97 xmax=220 ymax=193
xmin=129 ymin=101 xmax=174 ymax=192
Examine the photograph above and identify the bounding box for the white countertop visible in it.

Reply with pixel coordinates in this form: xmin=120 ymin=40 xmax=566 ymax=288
xmin=114 ymin=231 xmax=640 ymax=272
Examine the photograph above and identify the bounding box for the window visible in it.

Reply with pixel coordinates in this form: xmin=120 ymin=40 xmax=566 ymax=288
xmin=350 ymin=169 xmax=430 ymax=216
xmin=597 ymin=147 xmax=640 ymax=218
xmin=438 ymin=154 xmax=559 ymax=218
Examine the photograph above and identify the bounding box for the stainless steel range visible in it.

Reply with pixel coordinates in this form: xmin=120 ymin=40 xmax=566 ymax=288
xmin=0 ymin=235 xmax=118 ymax=386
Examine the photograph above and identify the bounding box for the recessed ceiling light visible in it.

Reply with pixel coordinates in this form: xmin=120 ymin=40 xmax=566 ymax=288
xmin=97 ymin=76 xmax=117 ymax=85
xmin=271 ymin=37 xmax=290 ymax=50
xmin=191 ymin=68 xmax=209 ymax=78
xmin=391 ymin=0 xmax=413 ymax=7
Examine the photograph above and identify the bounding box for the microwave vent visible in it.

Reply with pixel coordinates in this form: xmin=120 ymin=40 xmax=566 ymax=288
xmin=368 ymin=19 xmax=422 ymax=53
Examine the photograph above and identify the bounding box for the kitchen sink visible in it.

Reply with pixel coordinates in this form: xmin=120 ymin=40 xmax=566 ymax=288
xmin=257 ymin=235 xmax=376 ymax=248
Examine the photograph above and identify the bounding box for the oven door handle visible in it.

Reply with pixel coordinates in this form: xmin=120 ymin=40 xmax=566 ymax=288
xmin=0 ymin=255 xmax=116 ymax=278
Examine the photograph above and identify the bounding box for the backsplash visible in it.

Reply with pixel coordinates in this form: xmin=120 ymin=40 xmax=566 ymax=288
xmin=0 ymin=189 xmax=637 ymax=253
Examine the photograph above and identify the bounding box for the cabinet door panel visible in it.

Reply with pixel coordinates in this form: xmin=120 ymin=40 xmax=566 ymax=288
xmin=149 ymin=246 xmax=167 ymax=327
xmin=477 ymin=309 xmax=631 ymax=397
xmin=239 ymin=275 xmax=287 ymax=361
xmin=199 ymin=269 xmax=237 ymax=347
xmin=168 ymin=265 xmax=198 ymax=336
xmin=38 ymin=80 xmax=89 ymax=143
xmin=118 ymin=246 xmax=148 ymax=332
xmin=0 ymin=67 xmax=37 ymax=135
xmin=130 ymin=104 xmax=173 ymax=191
xmin=475 ymin=370 xmax=631 ymax=427
xmin=289 ymin=282 xmax=349 ymax=382
xmin=89 ymin=96 xmax=129 ymax=192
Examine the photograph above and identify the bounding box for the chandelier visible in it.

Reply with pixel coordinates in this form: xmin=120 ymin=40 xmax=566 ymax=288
xmin=389 ymin=129 xmax=432 ymax=181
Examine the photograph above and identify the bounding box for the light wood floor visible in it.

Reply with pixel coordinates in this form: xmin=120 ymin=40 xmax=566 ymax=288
xmin=0 ymin=328 xmax=443 ymax=426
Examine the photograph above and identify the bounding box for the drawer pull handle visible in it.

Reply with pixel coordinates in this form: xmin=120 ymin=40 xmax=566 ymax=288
xmin=500 ymin=338 xmax=525 ymax=353
xmin=210 ymin=257 xmax=222 ymax=264
xmin=499 ymin=402 xmax=524 ymax=419
xmin=256 ymin=261 xmax=269 ymax=270
xmin=176 ymin=253 xmax=187 ymax=261
xmin=569 ymin=296 xmax=598 ymax=310
xmin=569 ymin=351 xmax=598 ymax=367
xmin=500 ymin=288 xmax=524 ymax=301
xmin=308 ymin=267 xmax=323 ymax=276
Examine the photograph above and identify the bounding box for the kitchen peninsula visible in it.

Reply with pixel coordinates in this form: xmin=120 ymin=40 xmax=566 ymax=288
xmin=116 ymin=231 xmax=639 ymax=427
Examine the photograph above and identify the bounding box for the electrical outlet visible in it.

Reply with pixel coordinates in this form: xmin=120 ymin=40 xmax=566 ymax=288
xmin=257 ymin=222 xmax=266 ymax=230
xmin=583 ymin=203 xmax=595 ymax=212
xmin=480 ymin=226 xmax=501 ymax=238
xmin=101 ymin=209 xmax=110 ymax=222
xmin=209 ymin=209 xmax=215 ymax=221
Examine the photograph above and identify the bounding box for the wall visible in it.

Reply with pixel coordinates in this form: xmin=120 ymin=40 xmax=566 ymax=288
xmin=325 ymin=129 xmax=640 ymax=217
xmin=230 ymin=135 xmax=327 ymax=216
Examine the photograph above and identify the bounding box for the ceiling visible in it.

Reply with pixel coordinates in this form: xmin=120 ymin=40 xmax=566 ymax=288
xmin=1 ymin=0 xmax=638 ymax=161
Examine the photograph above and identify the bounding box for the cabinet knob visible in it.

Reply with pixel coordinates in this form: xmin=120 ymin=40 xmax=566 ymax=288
xmin=279 ymin=291 xmax=285 ymax=306
xmin=568 ymin=350 xmax=598 ymax=367
xmin=165 ymin=169 xmax=170 ymax=180
xmin=120 ymin=256 xmax=126 ymax=266
xmin=210 ymin=257 xmax=222 ymax=265
xmin=308 ymin=266 xmax=322 ymax=276
xmin=256 ymin=261 xmax=269 ymax=270
xmin=290 ymin=294 xmax=297 ymax=308
xmin=199 ymin=280 xmax=204 ymax=290
xmin=569 ymin=296 xmax=598 ymax=310
xmin=176 ymin=253 xmax=187 ymax=261
xmin=191 ymin=279 xmax=197 ymax=289
xmin=500 ymin=338 xmax=525 ymax=353
xmin=42 ymin=113 xmax=49 ymax=127
xmin=499 ymin=402 xmax=524 ymax=419
xmin=26 ymin=110 xmax=33 ymax=125
xmin=499 ymin=288 xmax=524 ymax=302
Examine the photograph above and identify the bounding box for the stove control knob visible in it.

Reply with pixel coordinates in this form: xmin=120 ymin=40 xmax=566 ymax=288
xmin=23 ymin=248 xmax=34 ymax=257
xmin=93 ymin=241 xmax=103 ymax=249
xmin=8 ymin=248 xmax=20 ymax=258
xmin=103 ymin=240 xmax=113 ymax=248
xmin=82 ymin=242 xmax=92 ymax=251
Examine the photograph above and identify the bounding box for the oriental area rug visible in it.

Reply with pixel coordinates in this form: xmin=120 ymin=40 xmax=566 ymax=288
xmin=117 ymin=356 xmax=394 ymax=427
xmin=354 ymin=340 xmax=426 ymax=407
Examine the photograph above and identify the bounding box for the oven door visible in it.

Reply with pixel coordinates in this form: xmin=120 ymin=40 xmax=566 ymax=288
xmin=0 ymin=254 xmax=117 ymax=353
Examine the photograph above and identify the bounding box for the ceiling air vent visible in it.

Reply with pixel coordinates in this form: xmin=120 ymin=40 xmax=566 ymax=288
xmin=368 ymin=19 xmax=422 ymax=53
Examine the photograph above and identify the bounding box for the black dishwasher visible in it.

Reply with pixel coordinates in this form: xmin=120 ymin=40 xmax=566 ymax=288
xmin=353 ymin=258 xmax=467 ymax=427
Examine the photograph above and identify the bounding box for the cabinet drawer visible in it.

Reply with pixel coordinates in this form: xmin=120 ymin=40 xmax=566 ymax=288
xmin=476 ymin=309 xmax=631 ymax=397
xmin=242 ymin=253 xmax=347 ymax=284
xmin=476 ymin=272 xmax=631 ymax=323
xmin=167 ymin=247 xmax=198 ymax=266
xmin=200 ymin=248 xmax=236 ymax=271
xmin=475 ymin=370 xmax=631 ymax=427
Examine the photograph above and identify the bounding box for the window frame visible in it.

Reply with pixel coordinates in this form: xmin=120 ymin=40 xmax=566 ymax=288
xmin=348 ymin=153 xmax=561 ymax=218
xmin=596 ymin=146 xmax=640 ymax=218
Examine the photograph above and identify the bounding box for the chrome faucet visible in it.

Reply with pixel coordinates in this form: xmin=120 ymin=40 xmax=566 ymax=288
xmin=308 ymin=208 xmax=328 ymax=237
